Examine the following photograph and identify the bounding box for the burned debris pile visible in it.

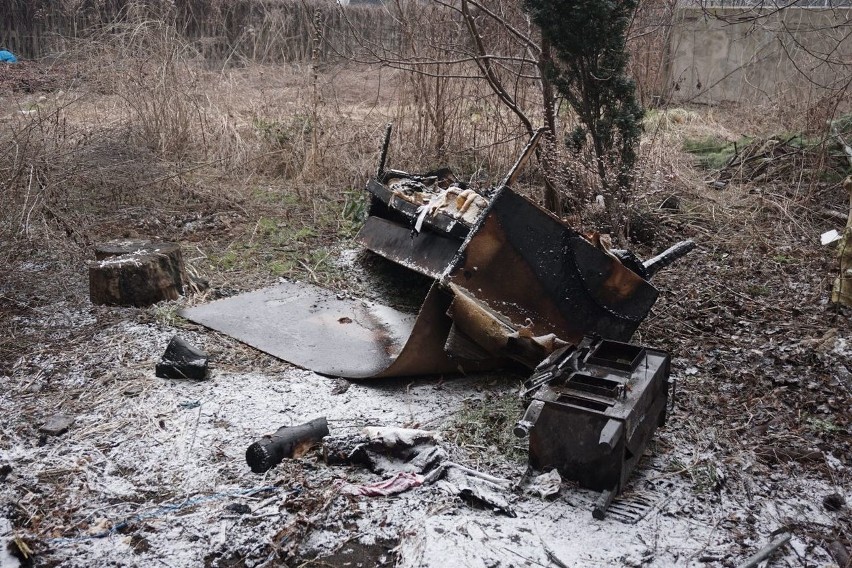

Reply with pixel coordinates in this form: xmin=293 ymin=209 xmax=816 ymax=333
xmin=184 ymin=128 xmax=695 ymax=514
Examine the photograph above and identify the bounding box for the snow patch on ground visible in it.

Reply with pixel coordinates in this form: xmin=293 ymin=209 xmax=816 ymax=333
xmin=0 ymin=308 xmax=848 ymax=567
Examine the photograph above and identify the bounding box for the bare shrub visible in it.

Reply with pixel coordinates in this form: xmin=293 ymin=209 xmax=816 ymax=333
xmin=329 ymin=1 xmax=549 ymax=193
xmin=116 ymin=25 xmax=204 ymax=160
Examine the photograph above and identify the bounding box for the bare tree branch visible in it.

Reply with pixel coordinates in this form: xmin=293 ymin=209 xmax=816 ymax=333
xmin=460 ymin=0 xmax=534 ymax=136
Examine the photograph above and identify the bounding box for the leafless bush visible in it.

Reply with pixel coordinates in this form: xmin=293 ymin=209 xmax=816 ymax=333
xmin=328 ymin=1 xmax=559 ymax=202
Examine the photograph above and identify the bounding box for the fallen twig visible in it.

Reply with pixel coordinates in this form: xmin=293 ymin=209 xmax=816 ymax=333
xmin=737 ymin=531 xmax=792 ymax=568
xmin=819 ymin=207 xmax=849 ymax=223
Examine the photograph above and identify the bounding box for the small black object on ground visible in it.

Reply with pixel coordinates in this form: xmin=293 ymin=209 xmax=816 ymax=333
xmin=246 ymin=417 xmax=330 ymax=473
xmin=155 ymin=336 xmax=210 ymax=380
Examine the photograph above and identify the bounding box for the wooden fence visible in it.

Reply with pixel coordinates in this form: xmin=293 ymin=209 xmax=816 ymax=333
xmin=1 ymin=0 xmax=395 ymax=62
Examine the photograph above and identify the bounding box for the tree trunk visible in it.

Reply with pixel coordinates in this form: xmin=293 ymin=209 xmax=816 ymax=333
xmin=89 ymin=240 xmax=188 ymax=307
xmin=832 ymin=176 xmax=852 ymax=307
xmin=538 ymin=38 xmax=563 ymax=215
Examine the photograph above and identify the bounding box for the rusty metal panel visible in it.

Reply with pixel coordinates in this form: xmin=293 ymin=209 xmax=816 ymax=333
xmin=181 ymin=281 xmax=412 ymax=377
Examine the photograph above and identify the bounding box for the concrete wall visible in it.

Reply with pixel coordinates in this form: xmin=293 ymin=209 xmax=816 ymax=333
xmin=668 ymin=7 xmax=852 ymax=103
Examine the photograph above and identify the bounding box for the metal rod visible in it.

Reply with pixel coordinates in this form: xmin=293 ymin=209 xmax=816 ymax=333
xmin=376 ymin=123 xmax=393 ymax=179
xmin=499 ymin=127 xmax=547 ymax=189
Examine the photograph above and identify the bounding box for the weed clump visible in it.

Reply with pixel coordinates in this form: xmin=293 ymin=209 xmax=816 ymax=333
xmin=445 ymin=391 xmax=527 ymax=467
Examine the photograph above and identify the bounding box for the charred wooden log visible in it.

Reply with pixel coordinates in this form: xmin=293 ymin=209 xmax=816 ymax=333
xmin=246 ymin=417 xmax=330 ymax=473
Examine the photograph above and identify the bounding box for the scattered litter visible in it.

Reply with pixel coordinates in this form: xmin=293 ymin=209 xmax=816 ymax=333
xmin=822 ymin=229 xmax=841 ymax=245
xmin=178 ymin=400 xmax=201 ymax=410
xmin=322 ymin=425 xmax=515 ymax=513
xmin=323 ymin=427 xmax=445 ymax=476
xmin=527 ymin=469 xmax=561 ymax=499
xmin=38 ymin=414 xmax=74 ymax=436
xmin=362 ymin=427 xmax=440 ymax=448
xmin=437 ymin=466 xmax=515 ymax=517
xmin=155 ymin=336 xmax=209 ymax=380
xmin=338 ymin=471 xmax=424 ymax=496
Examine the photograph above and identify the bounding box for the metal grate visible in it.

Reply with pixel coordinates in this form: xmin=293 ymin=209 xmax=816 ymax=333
xmin=606 ymin=493 xmax=662 ymax=524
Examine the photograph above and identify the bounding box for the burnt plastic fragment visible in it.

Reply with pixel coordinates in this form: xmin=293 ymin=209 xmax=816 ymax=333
xmin=155 ymin=336 xmax=209 ymax=380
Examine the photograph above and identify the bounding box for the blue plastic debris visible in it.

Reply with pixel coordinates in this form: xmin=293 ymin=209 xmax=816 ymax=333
xmin=0 ymin=50 xmax=18 ymax=63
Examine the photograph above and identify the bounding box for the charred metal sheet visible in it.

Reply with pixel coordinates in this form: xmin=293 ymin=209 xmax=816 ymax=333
xmin=444 ymin=188 xmax=659 ymax=349
xmin=181 ymin=281 xmax=497 ymax=378
xmin=182 ymin=281 xmax=411 ymax=377
xmin=356 ymin=216 xmax=461 ymax=279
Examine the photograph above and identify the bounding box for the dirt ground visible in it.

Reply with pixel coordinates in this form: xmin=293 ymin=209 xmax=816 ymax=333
xmin=1 ymin=60 xmax=851 ymax=568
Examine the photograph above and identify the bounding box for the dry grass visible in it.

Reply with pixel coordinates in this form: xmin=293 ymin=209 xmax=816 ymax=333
xmin=0 ymin=11 xmax=534 ymax=270
xmin=2 ymin=4 xmax=850 ymax=283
